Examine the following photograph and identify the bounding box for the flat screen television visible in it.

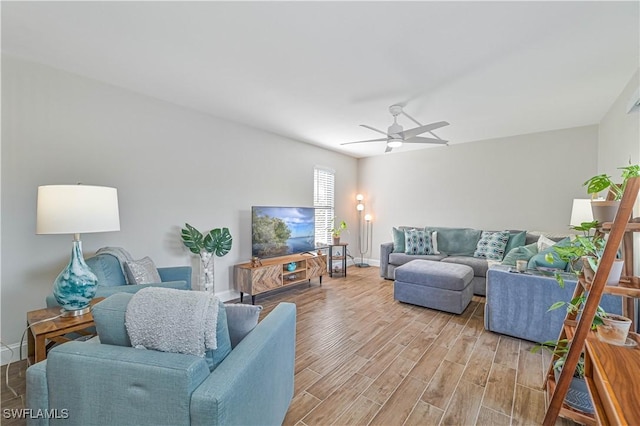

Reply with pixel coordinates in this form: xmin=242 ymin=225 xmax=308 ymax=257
xmin=252 ymin=206 xmax=316 ymax=259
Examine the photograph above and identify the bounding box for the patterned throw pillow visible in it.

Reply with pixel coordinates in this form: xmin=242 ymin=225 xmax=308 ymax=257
xmin=473 ymin=231 xmax=510 ymax=260
xmin=404 ymin=229 xmax=433 ymax=255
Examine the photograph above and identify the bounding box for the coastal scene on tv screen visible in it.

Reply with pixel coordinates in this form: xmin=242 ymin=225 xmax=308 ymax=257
xmin=252 ymin=206 xmax=316 ymax=258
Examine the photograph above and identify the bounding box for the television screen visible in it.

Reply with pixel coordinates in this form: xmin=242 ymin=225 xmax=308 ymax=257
xmin=252 ymin=206 xmax=316 ymax=258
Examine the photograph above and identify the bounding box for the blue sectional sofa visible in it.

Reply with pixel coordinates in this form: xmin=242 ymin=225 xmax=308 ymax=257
xmin=380 ymin=226 xmax=534 ymax=296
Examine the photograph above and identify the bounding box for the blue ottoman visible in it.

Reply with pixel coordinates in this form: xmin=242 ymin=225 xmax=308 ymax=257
xmin=394 ymin=260 xmax=474 ymax=314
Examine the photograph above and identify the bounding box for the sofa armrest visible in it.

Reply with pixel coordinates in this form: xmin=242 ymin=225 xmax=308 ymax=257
xmin=380 ymin=242 xmax=394 ymax=279
xmin=38 ymin=341 xmax=209 ymax=426
xmin=26 ymin=361 xmax=49 ymax=426
xmin=158 ymin=266 xmax=192 ymax=285
xmin=190 ymin=302 xmax=296 ymax=426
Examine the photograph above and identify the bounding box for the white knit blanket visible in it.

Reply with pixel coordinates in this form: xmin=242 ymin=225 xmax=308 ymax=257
xmin=125 ymin=287 xmax=218 ymax=357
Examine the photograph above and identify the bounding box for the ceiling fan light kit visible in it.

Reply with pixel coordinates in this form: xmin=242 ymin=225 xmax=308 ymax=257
xmin=342 ymin=105 xmax=449 ymax=153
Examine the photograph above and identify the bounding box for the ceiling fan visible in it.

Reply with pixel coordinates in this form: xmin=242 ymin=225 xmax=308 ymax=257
xmin=342 ymin=105 xmax=449 ymax=153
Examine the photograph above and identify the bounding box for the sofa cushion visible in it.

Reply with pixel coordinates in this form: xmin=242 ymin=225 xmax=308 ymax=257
xmin=473 ymin=231 xmax=510 ymax=260
xmin=442 ymin=256 xmax=490 ymax=277
xmin=504 ymin=231 xmax=527 ymax=254
xmin=404 ymin=229 xmax=433 ymax=255
xmin=501 ymin=242 xmax=539 ymax=266
xmin=426 ymin=227 xmax=482 ymax=256
xmin=86 ymin=254 xmax=127 ymax=287
xmin=389 ymin=253 xmax=447 ymax=265
xmin=124 ymin=257 xmax=162 ymax=285
xmin=93 ymin=292 xmax=232 ymax=371
xmin=392 ymin=227 xmax=407 ymax=253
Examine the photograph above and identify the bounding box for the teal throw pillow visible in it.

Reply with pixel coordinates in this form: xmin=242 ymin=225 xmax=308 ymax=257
xmin=426 ymin=227 xmax=481 ymax=256
xmin=501 ymin=242 xmax=539 ymax=266
xmin=473 ymin=231 xmax=510 ymax=260
xmin=504 ymin=231 xmax=527 ymax=254
xmin=404 ymin=229 xmax=433 ymax=255
xmin=527 ymin=237 xmax=571 ymax=270
xmin=392 ymin=227 xmax=406 ymax=253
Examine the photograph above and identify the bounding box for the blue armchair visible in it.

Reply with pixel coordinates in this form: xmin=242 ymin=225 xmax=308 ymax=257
xmin=26 ymin=294 xmax=297 ymax=426
xmin=45 ymin=251 xmax=192 ymax=308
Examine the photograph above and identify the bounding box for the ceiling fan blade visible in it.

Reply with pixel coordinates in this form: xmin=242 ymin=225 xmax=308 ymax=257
xmin=341 ymin=138 xmax=388 ymax=146
xmin=399 ymin=121 xmax=450 ymax=139
xmin=360 ymin=124 xmax=389 ymax=136
xmin=384 ymin=145 xmax=393 ymax=153
xmin=403 ymin=136 xmax=448 ymax=145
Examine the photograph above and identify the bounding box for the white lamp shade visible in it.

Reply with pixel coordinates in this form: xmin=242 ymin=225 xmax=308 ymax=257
xmin=570 ymin=199 xmax=593 ymax=226
xmin=364 ymin=214 xmax=372 ymax=221
xmin=356 ymin=203 xmax=364 ymax=211
xmin=37 ymin=185 xmax=120 ymax=234
xmin=356 ymin=194 xmax=364 ymax=201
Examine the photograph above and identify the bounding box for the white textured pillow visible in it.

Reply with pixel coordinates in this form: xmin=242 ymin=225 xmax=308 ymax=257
xmin=431 ymin=231 xmax=440 ymax=254
xmin=124 ymin=257 xmax=162 ymax=284
xmin=537 ymin=235 xmax=557 ymax=252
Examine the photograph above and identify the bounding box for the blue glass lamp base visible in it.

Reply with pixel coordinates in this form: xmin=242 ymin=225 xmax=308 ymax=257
xmin=53 ymin=239 xmax=98 ymax=315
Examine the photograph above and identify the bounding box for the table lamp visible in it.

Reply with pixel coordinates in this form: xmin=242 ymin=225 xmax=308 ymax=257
xmin=570 ymin=199 xmax=594 ymax=227
xmin=36 ymin=184 xmax=120 ymax=316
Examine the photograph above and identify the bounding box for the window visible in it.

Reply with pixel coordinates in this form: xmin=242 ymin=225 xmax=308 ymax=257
xmin=314 ymin=166 xmax=335 ymax=246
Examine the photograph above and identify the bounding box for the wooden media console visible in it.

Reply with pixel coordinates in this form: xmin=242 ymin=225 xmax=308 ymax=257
xmin=234 ymin=252 xmax=327 ymax=304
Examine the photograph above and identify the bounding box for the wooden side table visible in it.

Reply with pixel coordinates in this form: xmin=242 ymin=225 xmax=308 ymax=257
xmin=27 ymin=298 xmax=104 ymax=363
xmin=328 ymin=243 xmax=348 ymax=277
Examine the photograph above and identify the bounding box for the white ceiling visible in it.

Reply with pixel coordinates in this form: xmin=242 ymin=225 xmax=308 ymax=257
xmin=2 ymin=1 xmax=639 ymax=158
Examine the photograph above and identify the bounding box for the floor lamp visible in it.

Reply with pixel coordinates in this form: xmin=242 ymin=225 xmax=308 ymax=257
xmin=355 ymin=194 xmax=373 ymax=268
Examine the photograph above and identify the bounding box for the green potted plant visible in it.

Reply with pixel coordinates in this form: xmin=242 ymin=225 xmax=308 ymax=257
xmin=533 ymin=339 xmax=594 ymax=414
xmin=548 ymin=220 xmax=623 ymax=288
xmin=583 ymin=163 xmax=640 ymax=223
xmin=329 ymin=219 xmax=347 ymax=245
xmin=180 ymin=223 xmax=232 ymax=293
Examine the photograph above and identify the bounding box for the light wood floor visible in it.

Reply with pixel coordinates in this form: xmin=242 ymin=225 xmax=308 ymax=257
xmin=2 ymin=265 xmax=576 ymax=425
xmin=258 ymin=265 xmax=575 ymax=426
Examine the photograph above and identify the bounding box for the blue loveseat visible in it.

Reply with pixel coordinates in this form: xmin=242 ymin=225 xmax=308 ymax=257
xmin=27 ymin=294 xmax=297 ymax=426
xmin=45 ymin=251 xmax=192 ymax=307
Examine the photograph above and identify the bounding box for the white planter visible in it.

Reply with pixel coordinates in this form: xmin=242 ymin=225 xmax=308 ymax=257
xmin=606 ymin=259 xmax=624 ymax=286
xmin=590 ymin=200 xmax=620 ymax=224
xmin=597 ymin=314 xmax=632 ymax=345
xmin=581 ymin=257 xmax=624 ymax=285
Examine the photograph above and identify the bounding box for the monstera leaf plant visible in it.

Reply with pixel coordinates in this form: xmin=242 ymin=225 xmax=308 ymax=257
xmin=181 ymin=223 xmax=232 ymax=293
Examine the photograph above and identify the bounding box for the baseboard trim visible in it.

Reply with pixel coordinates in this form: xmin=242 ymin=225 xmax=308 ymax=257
xmin=1 ymin=341 xmax=28 ymax=366
xmin=216 ymin=289 xmax=241 ymax=302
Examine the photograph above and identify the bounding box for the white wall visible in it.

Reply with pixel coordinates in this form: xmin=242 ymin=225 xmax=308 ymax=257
xmin=598 ymin=69 xmax=640 ymax=175
xmin=598 ymin=69 xmax=640 ymax=276
xmin=357 ymin=126 xmax=599 ymax=262
xmin=0 ymin=55 xmax=358 ymax=358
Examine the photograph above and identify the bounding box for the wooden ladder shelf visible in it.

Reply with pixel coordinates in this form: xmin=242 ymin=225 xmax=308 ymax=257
xmin=543 ymin=176 xmax=640 ymax=425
